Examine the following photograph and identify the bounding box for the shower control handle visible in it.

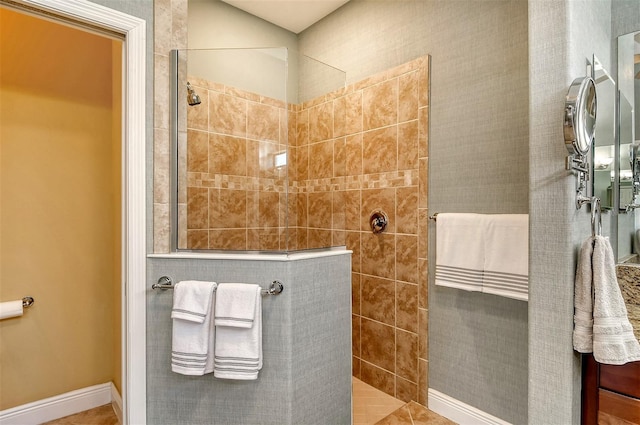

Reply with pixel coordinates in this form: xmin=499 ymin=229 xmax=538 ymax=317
xmin=370 ymin=210 xmax=388 ymax=234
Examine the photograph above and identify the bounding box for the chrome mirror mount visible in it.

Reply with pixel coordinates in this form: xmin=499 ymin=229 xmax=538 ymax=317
xmin=564 ymin=76 xmax=597 ymax=209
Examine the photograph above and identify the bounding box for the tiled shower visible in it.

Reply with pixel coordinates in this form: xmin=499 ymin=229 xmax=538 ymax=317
xmin=182 ymin=55 xmax=430 ymax=403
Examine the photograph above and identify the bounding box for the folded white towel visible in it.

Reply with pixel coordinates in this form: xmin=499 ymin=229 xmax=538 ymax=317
xmin=435 ymin=213 xmax=487 ymax=292
xmin=591 ymin=236 xmax=640 ymax=365
xmin=214 ymin=284 xmax=262 ymax=380
xmin=482 ymin=214 xmax=529 ymax=301
xmin=171 ymin=280 xmax=217 ymax=375
xmin=573 ymin=236 xmax=595 ymax=353
xmin=214 ymin=283 xmax=258 ymax=328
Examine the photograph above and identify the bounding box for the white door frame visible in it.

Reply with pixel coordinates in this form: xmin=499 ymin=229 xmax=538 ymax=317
xmin=3 ymin=1 xmax=147 ymax=424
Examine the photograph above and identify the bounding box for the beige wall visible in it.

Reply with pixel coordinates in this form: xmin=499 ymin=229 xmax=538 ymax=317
xmin=0 ymin=8 xmax=121 ymax=409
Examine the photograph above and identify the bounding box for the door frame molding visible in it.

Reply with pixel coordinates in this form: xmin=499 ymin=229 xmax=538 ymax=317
xmin=1 ymin=1 xmax=147 ymax=423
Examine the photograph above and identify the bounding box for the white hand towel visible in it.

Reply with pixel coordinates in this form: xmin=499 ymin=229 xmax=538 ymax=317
xmin=573 ymin=236 xmax=595 ymax=353
xmin=171 ymin=280 xmax=217 ymax=375
xmin=435 ymin=213 xmax=487 ymax=292
xmin=214 ymin=284 xmax=262 ymax=380
xmin=482 ymin=214 xmax=529 ymax=301
xmin=214 ymin=283 xmax=258 ymax=328
xmin=591 ymin=236 xmax=640 ymax=365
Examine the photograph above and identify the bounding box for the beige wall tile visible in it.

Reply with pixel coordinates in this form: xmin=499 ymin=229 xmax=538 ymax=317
xmin=361 ymin=319 xmax=396 ymax=373
xmin=247 ymin=101 xmax=279 ymax=142
xmin=399 ymin=71 xmax=419 ymax=123
xmin=309 ymin=101 xmax=334 ymax=143
xmin=361 ymin=275 xmax=395 ymax=325
xmin=396 ymin=235 xmax=418 ymax=285
xmin=360 ymin=361 xmax=395 ymax=398
xmin=209 ymin=91 xmax=247 ymax=137
xmin=398 ymin=120 xmax=418 ymax=170
xmin=396 ymin=329 xmax=418 ymax=383
xmin=363 ymin=126 xmax=398 ymax=174
xmin=396 ymin=281 xmax=418 ymax=332
xmin=363 ymin=79 xmax=398 ymax=131
xmin=209 ymin=134 xmax=247 ymax=176
xmin=187 ymin=129 xmax=208 ymax=173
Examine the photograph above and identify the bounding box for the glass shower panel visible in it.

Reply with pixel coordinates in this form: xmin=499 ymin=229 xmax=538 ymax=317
xmin=174 ymin=48 xmax=346 ymax=252
xmin=175 ymin=48 xmax=289 ymax=251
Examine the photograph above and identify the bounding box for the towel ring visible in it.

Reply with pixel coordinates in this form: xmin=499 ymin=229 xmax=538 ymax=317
xmin=591 ymin=197 xmax=602 ymax=237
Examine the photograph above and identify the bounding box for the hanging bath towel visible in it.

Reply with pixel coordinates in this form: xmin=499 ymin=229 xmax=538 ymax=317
xmin=591 ymin=236 xmax=640 ymax=365
xmin=171 ymin=280 xmax=217 ymax=375
xmin=435 ymin=213 xmax=487 ymax=292
xmin=214 ymin=283 xmax=263 ymax=380
xmin=482 ymin=214 xmax=529 ymax=301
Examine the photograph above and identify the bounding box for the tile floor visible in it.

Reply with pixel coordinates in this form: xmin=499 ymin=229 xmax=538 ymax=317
xmin=41 ymin=378 xmax=455 ymax=425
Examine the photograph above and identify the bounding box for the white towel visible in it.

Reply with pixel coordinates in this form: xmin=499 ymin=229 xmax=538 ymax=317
xmin=171 ymin=280 xmax=217 ymax=375
xmin=482 ymin=214 xmax=529 ymax=301
xmin=435 ymin=213 xmax=486 ymax=292
xmin=573 ymin=236 xmax=595 ymax=353
xmin=214 ymin=283 xmax=258 ymax=328
xmin=214 ymin=284 xmax=262 ymax=380
xmin=591 ymin=236 xmax=640 ymax=365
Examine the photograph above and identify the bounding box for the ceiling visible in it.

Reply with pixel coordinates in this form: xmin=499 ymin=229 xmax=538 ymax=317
xmin=220 ymin=0 xmax=350 ymax=34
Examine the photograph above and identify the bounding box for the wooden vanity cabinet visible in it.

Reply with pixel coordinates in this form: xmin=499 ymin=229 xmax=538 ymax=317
xmin=582 ymin=354 xmax=640 ymax=424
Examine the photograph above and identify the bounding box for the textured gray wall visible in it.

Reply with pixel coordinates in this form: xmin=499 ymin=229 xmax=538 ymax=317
xmin=146 ymin=254 xmax=351 ymax=425
xmin=528 ymin=1 xmax=612 ymax=424
xmin=300 ymin=1 xmax=529 ymax=423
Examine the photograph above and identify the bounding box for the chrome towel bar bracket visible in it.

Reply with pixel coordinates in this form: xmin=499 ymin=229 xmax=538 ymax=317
xmin=152 ymin=276 xmax=284 ymax=296
xmin=22 ymin=297 xmax=34 ymax=308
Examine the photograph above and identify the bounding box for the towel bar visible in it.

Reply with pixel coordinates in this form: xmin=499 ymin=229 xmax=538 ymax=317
xmin=22 ymin=297 xmax=34 ymax=308
xmin=152 ymin=276 xmax=284 ymax=296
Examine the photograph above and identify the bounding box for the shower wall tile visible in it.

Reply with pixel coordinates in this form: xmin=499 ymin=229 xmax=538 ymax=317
xmin=396 ymin=329 xmax=418 ymax=382
xmin=396 ymin=186 xmax=418 ymax=235
xmin=361 ymin=318 xmax=396 ymax=373
xmin=361 ymin=275 xmax=395 ymax=325
xmin=308 ymin=140 xmax=334 ymax=179
xmin=396 ymin=235 xmax=418 ymax=284
xmin=360 ymin=360 xmax=395 ymax=398
xmin=186 ymin=129 xmax=208 ymax=173
xmin=186 ymin=229 xmax=208 ymax=249
xmin=399 ymin=71 xmax=419 ymax=123
xmin=345 ymin=134 xmax=363 ymax=176
xmin=396 ymin=281 xmax=418 ymax=333
xmin=361 ymin=232 xmax=396 ymax=280
xmin=396 ymin=377 xmax=418 ymax=404
xmin=309 ymin=101 xmax=334 ymax=143
xmin=209 ymin=134 xmax=246 ymax=176
xmin=247 ymin=101 xmax=279 ymax=142
xmin=398 ymin=120 xmax=419 ymax=171
xmin=209 ymin=189 xmax=246 ymax=228
xmin=209 ymin=91 xmax=247 ymax=137
xmin=363 ymin=79 xmax=398 ymax=131
xmin=363 ymin=126 xmax=398 ymax=174
xmin=209 ymin=228 xmax=246 ymax=250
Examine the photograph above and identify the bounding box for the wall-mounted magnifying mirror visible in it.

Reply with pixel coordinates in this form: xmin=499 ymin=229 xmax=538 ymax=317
xmin=564 ymin=76 xmax=597 ymax=208
xmin=591 ymin=56 xmax=616 ymax=210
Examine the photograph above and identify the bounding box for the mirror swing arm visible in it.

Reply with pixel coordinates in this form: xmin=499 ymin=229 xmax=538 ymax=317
xmin=564 ymin=76 xmax=598 ymax=209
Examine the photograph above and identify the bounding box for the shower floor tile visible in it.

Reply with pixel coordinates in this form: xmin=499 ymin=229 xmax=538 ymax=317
xmin=352 ymin=377 xmax=405 ymax=425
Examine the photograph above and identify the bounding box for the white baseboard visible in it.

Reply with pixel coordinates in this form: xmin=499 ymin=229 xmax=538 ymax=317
xmin=111 ymin=383 xmax=123 ymax=424
xmin=0 ymin=383 xmax=113 ymax=425
xmin=428 ymin=388 xmax=512 ymax=425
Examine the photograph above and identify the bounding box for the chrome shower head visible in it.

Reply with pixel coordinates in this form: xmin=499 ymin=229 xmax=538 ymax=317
xmin=186 ymin=82 xmax=201 ymax=106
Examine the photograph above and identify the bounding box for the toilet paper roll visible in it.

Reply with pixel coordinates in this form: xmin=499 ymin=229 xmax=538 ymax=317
xmin=0 ymin=300 xmax=24 ymax=320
